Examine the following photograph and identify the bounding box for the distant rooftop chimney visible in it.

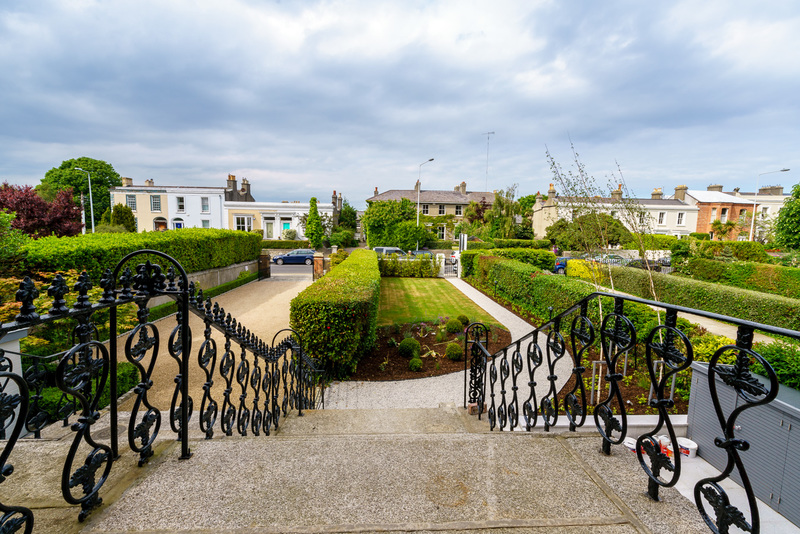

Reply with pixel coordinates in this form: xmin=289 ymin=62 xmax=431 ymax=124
xmin=454 ymin=181 xmax=466 ymax=194
xmin=651 ymin=187 xmax=663 ymax=200
xmin=121 ymin=177 xmax=133 ymax=187
xmin=707 ymin=184 xmax=723 ymax=192
xmin=145 ymin=179 xmax=154 ymax=187
xmin=611 ymin=184 xmax=623 ymax=201
xmin=674 ymin=185 xmax=688 ymax=201
xmin=759 ymin=185 xmax=784 ymax=195
xmin=374 ymin=186 xmax=378 ymax=196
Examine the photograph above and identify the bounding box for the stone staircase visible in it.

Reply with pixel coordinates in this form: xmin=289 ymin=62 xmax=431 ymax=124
xmin=2 ymin=404 xmax=711 ymax=534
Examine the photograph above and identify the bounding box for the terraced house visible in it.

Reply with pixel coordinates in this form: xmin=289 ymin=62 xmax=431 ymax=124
xmin=366 ymin=181 xmax=495 ymax=240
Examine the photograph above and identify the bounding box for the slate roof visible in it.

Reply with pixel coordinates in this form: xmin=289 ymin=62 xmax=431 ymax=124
xmin=367 ymin=189 xmax=495 ymax=205
xmin=685 ymin=190 xmax=754 ymax=204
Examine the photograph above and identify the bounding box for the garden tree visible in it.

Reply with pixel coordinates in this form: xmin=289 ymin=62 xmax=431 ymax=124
xmin=776 ymin=183 xmax=800 ymax=249
xmin=305 ymin=197 xmax=324 ymax=249
xmin=391 ymin=220 xmax=435 ymax=250
xmin=545 ymin=213 xmax=631 ymax=251
xmin=518 ymin=194 xmax=537 ymax=216
xmin=464 ymin=197 xmax=491 ymax=223
xmin=361 ymin=198 xmax=416 ymax=247
xmin=109 ymin=203 xmax=136 ymax=233
xmin=735 ymin=212 xmax=776 ymax=244
xmin=338 ymin=199 xmax=358 ymax=230
xmin=710 ymin=219 xmax=737 ymax=241
xmin=0 ymin=182 xmax=82 ymax=237
xmin=38 ymin=157 xmax=122 ymax=230
xmin=299 ymin=211 xmax=332 ymax=236
xmin=0 ymin=210 xmax=30 ymax=275
xmin=484 ymin=184 xmax=521 ymax=239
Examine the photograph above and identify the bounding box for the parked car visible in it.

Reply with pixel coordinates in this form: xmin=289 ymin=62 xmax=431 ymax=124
xmin=582 ymin=253 xmax=626 ymax=265
xmin=626 ymin=259 xmax=662 ymax=272
xmin=373 ymin=247 xmax=407 ymax=257
xmin=272 ymin=249 xmax=315 ymax=265
xmin=409 ymin=250 xmax=434 ymax=259
xmin=554 ymin=257 xmax=570 ymax=275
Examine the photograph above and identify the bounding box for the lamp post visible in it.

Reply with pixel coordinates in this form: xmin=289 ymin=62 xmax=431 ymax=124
xmin=483 ymin=131 xmax=494 ymax=190
xmin=416 ymin=158 xmax=434 ymax=251
xmin=750 ymin=168 xmax=789 ymax=241
xmin=74 ymin=167 xmax=95 ymax=233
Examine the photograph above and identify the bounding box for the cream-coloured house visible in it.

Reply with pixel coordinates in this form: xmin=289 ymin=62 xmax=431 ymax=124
xmin=226 ymin=191 xmax=341 ymax=240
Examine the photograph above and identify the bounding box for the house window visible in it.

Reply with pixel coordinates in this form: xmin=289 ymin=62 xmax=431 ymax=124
xmin=422 ymin=204 xmax=429 ymax=215
xmin=201 ymin=197 xmax=209 ymax=212
xmin=126 ymin=195 xmax=137 ymax=211
xmin=677 ymin=212 xmax=685 ymax=226
xmin=438 ymin=204 xmax=445 ymax=215
xmin=264 ymin=221 xmax=274 ymax=239
xmin=638 ymin=212 xmax=647 ymax=225
xmin=437 ymin=226 xmax=445 ymax=239
xmin=235 ymin=216 xmax=253 ymax=232
xmin=761 ymin=207 xmax=769 ymax=218
xmin=711 ymin=207 xmax=717 ymax=220
xmin=610 ymin=211 xmax=617 ymax=219
xmin=177 ymin=197 xmax=185 ymax=212
xmin=720 ymin=208 xmax=728 ymax=223
xmin=739 ymin=209 xmax=747 ymax=218
xmin=657 ymin=212 xmax=666 ymax=225
xmin=455 ymin=205 xmax=462 ymax=216
xmin=201 ymin=220 xmax=210 ymax=229
xmin=150 ymin=195 xmax=161 ymax=212
xmin=172 ymin=218 xmax=183 ymax=229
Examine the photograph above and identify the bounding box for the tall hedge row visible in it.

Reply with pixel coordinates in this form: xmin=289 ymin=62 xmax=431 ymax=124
xmin=684 ymin=258 xmax=800 ymax=300
xmin=290 ymin=248 xmax=380 ymax=375
xmin=492 ymin=239 xmax=551 ymax=249
xmin=606 ymin=266 xmax=800 ymax=330
xmin=491 ymin=248 xmax=556 ymax=271
xmin=22 ymin=229 xmax=262 ymax=278
xmin=695 ymin=241 xmax=771 ymax=262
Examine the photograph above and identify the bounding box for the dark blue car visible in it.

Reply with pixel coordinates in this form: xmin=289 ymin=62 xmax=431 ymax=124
xmin=554 ymin=257 xmax=570 ymax=275
xmin=272 ymin=249 xmax=315 ymax=265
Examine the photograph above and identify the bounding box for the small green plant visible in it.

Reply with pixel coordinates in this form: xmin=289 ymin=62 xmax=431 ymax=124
xmin=409 ymin=357 xmax=423 ymax=372
xmin=435 ymin=328 xmax=448 ymax=342
xmin=445 ymin=342 xmax=463 ymax=361
xmin=398 ymin=337 xmax=421 ymax=359
xmin=379 ymin=355 xmax=389 ymax=372
xmin=445 ymin=318 xmax=463 ymax=334
xmin=457 ymin=314 xmax=469 ymax=327
xmin=387 ymin=338 xmax=398 ymax=348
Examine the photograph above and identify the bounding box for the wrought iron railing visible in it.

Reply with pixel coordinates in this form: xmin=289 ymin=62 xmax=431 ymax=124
xmin=464 ymin=291 xmax=799 ymax=534
xmin=0 ymin=250 xmax=325 ymax=530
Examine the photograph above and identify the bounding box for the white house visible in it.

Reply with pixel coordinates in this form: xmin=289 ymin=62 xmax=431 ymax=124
xmin=225 ymin=191 xmax=342 ymax=240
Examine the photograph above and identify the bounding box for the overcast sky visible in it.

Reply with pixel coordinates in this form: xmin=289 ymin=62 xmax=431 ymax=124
xmin=1 ymin=1 xmax=797 ymax=209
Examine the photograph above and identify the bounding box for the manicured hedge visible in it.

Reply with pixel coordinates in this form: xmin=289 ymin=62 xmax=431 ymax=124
xmin=466 ymin=241 xmax=495 ymax=250
xmin=429 ymin=240 xmax=456 ymax=249
xmin=623 ymin=234 xmax=678 ymax=251
xmin=290 ymin=248 xmax=380 ymax=376
xmin=696 ymin=241 xmax=771 ymax=263
xmin=261 ymin=239 xmax=310 ymax=249
xmin=379 ymin=257 xmax=440 ymax=277
xmin=606 ymin=266 xmax=800 ymax=330
xmin=22 ymin=229 xmax=262 ymax=279
xmin=683 ymin=258 xmax=800 ymax=300
xmin=490 ymin=248 xmax=556 ymax=272
xmin=492 ymin=239 xmax=551 ymax=249
xmin=460 ymin=250 xmax=483 ymax=278
xmin=690 ymin=232 xmax=711 ymax=240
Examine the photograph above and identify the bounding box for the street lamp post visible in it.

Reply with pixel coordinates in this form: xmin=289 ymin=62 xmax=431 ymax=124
xmin=74 ymin=167 xmax=95 ymax=234
xmin=416 ymin=158 xmax=434 ymax=250
xmin=750 ymin=168 xmax=789 ymax=241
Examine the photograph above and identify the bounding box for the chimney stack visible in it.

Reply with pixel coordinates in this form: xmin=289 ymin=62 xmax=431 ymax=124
xmin=707 ymin=184 xmax=723 ymax=192
xmin=651 ymin=187 xmax=663 ymax=200
xmin=227 ymin=174 xmax=237 ymax=190
xmin=121 ymin=177 xmax=133 ymax=187
xmin=145 ymin=179 xmax=154 ymax=187
xmin=415 ymin=180 xmax=420 ymax=192
xmin=610 ymin=184 xmax=623 ymax=201
xmin=374 ymin=187 xmax=378 ymax=196
xmin=459 ymin=181 xmax=467 ymax=194
xmin=674 ymin=185 xmax=688 ymax=201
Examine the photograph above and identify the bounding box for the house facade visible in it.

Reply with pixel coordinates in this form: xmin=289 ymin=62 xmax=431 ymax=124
xmin=365 ymin=181 xmax=495 ymax=240
xmin=532 ymin=183 xmax=699 ymax=239
xmin=674 ymin=185 xmax=756 ymax=240
xmin=226 ymin=191 xmax=341 ymax=240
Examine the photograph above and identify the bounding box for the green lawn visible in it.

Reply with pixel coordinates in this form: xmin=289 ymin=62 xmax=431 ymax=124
xmin=377 ymin=278 xmax=500 ymax=327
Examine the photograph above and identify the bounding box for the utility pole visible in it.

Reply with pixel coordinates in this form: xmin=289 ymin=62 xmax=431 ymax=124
xmin=483 ymin=132 xmax=495 ymax=190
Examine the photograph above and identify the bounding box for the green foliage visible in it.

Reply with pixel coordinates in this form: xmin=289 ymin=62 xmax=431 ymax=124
xmin=330 ymin=250 xmax=350 ymax=269
xmin=38 ymin=361 xmax=139 ymax=418
xmin=109 ymin=203 xmax=135 ymax=232
xmin=457 ymin=314 xmax=469 ymax=326
xmin=606 ymin=266 xmax=800 ymax=330
xmin=100 ymin=208 xmax=111 ymax=225
xmin=492 ymin=239 xmax=551 ymax=249
xmin=752 ymin=339 xmax=800 ymax=390
xmin=290 ymin=249 xmax=380 ymax=376
xmin=483 ymin=185 xmax=521 ymax=239
xmin=690 ymin=232 xmax=711 ymax=240
xmin=466 ymin=241 xmax=495 ymax=250
xmin=21 ymin=229 xmax=262 ymax=280
xmin=338 ymin=199 xmax=358 ymax=230
xmin=445 ymin=318 xmax=463 ymax=334
xmin=566 ymin=259 xmax=601 ymax=280
xmin=0 ymin=210 xmax=30 ymax=275
xmin=776 ymin=183 xmax=800 ymax=249
xmin=545 ymin=214 xmax=632 ymax=251
xmin=378 ymin=256 xmax=440 ymax=277
xmin=282 ymin=228 xmax=298 ymax=240
xmin=408 ymin=357 xmax=423 ymax=371
xmin=328 ymin=228 xmax=356 ymax=248
xmin=261 ymin=239 xmax=310 ymax=249
xmin=690 ymin=335 xmax=738 ymax=365
xmin=695 ymin=240 xmax=771 ymax=262
xmin=398 ymin=337 xmax=421 ymax=359
xmin=709 ymin=219 xmax=737 ymax=241
xmin=435 ymin=328 xmax=448 ymax=342
xmin=38 ymin=157 xmax=122 ymax=230
xmin=459 ymin=250 xmax=482 ymax=278
xmin=490 ymin=248 xmax=556 ymax=271
xmin=305 ymin=197 xmax=324 ymax=249
xmin=361 ymin=198 xmax=416 ymax=247
xmin=391 ymin=220 xmax=434 ymax=250
xmin=95 ymin=223 xmax=129 ymax=233
xmin=683 ymin=258 xmax=800 ymax=299
xmin=623 ymin=234 xmax=678 ymax=252
xmin=445 ymin=342 xmax=463 ymax=361
xmin=428 ymin=240 xmax=455 ymax=249
xmin=670 ymin=239 xmax=691 ymax=264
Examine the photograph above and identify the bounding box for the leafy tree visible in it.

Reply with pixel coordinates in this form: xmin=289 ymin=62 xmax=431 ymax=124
xmin=484 ymin=185 xmax=521 ymax=239
xmin=391 ymin=220 xmax=434 ymax=251
xmin=544 ymin=213 xmax=631 ymax=251
xmin=710 ymin=219 xmax=737 ymax=241
xmin=361 ymin=198 xmax=416 ymax=247
xmin=0 ymin=210 xmax=30 ymax=275
xmin=0 ymin=182 xmax=82 ymax=237
xmin=38 ymin=157 xmax=122 ymax=230
xmin=518 ymin=194 xmax=537 ymax=216
xmin=110 ymin=203 xmax=136 ymax=233
xmin=464 ymin=197 xmax=491 ymax=224
xmin=776 ymin=183 xmax=800 ymax=249
xmin=338 ymin=199 xmax=358 ymax=230
xmin=305 ymin=197 xmax=324 ymax=249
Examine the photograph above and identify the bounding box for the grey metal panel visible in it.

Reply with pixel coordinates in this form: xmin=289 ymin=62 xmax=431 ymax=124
xmin=734 ymin=402 xmax=789 ymax=509
xmin=778 ymin=415 xmax=800 ymax=527
xmin=687 ymin=365 xmax=738 ymax=472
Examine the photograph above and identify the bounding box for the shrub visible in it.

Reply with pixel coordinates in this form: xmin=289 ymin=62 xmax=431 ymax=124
xmin=492 ymin=239 xmax=551 ymax=249
xmin=681 ymin=258 xmax=800 ymax=299
xmin=752 ymin=339 xmax=800 ymax=390
xmin=290 ymin=248 xmax=380 ymax=376
xmin=695 ymin=241 xmax=771 ymax=263
xmin=459 ymin=250 xmax=482 ymax=278
xmin=445 ymin=317 xmax=463 ymax=334
xmin=95 ymin=223 xmax=129 ymax=233
xmin=398 ymin=337 xmax=421 ymax=359
xmin=261 ymin=239 xmax=310 ymax=249
xmin=22 ymin=229 xmax=262 ymax=280
xmin=329 ymin=229 xmax=357 ymax=248
xmin=409 ymin=357 xmax=423 ymax=371
xmin=623 ymin=234 xmax=678 ymax=251
xmin=429 ymin=240 xmax=455 ymax=249
xmin=457 ymin=314 xmax=469 ymax=327
xmin=445 ymin=342 xmax=463 ymax=361
xmin=605 ymin=266 xmax=800 ymax=331
xmin=690 ymin=232 xmax=711 ymax=240
xmin=435 ymin=328 xmax=448 ymax=342
xmin=490 ymin=248 xmax=556 ymax=271
xmin=566 ymin=259 xmax=602 ymax=281
xmin=282 ymin=229 xmax=298 ymax=240
xmin=330 ymin=250 xmax=350 ymax=269
xmin=378 ymin=256 xmax=440 ymax=277
xmin=466 ymin=241 xmax=495 ymax=250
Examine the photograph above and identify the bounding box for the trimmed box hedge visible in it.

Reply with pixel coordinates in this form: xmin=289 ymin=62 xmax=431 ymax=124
xmin=261 ymin=239 xmax=310 ymax=249
xmin=466 ymin=241 xmax=496 ymax=250
xmin=684 ymin=258 xmax=800 ymax=299
xmin=696 ymin=241 xmax=771 ymax=263
xmin=491 ymin=248 xmax=556 ymax=271
xmin=379 ymin=256 xmax=440 ymax=277
xmin=606 ymin=266 xmax=800 ymax=330
xmin=492 ymin=239 xmax=551 ymax=249
xmin=290 ymin=248 xmax=380 ymax=375
xmin=22 ymin=229 xmax=262 ymax=279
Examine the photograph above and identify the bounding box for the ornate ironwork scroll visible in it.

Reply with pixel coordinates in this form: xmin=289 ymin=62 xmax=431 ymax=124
xmin=564 ymin=302 xmax=594 ymax=432
xmin=464 ymin=322 xmax=490 ymax=417
xmin=694 ymin=326 xmax=778 ymax=534
xmin=522 ymin=334 xmax=544 ymax=431
xmin=541 ymin=322 xmax=567 ymax=432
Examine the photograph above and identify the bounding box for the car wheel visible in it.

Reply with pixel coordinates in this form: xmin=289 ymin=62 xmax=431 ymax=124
xmin=556 ymin=267 xmax=565 ymax=275
xmin=276 ymin=259 xmax=284 ymax=265
xmin=305 ymin=258 xmax=312 ymax=265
